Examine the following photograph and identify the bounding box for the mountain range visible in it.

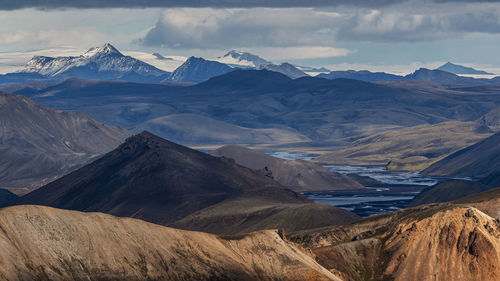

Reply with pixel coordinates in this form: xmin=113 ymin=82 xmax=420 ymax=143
xmin=7 ymin=68 xmax=500 ymax=148
xmin=3 ymin=44 xmax=499 ymax=86
xmin=11 ymin=132 xmax=359 ymax=235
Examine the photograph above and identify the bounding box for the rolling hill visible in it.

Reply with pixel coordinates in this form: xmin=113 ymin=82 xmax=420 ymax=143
xmin=211 ymin=144 xmax=363 ymax=191
xmin=136 ymin=113 xmax=310 ymax=145
xmin=314 ymin=121 xmax=492 ymax=170
xmin=12 ymin=132 xmax=359 ymax=235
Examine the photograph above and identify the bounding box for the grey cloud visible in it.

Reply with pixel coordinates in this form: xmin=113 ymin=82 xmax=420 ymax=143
xmin=139 ymin=8 xmax=342 ymax=49
xmin=337 ymin=9 xmax=500 ymax=42
xmin=1 ymin=0 xmax=499 ymax=10
xmin=138 ymin=6 xmax=500 ymax=49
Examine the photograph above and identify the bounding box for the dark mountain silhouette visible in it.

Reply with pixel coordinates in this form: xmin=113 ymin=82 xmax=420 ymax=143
xmin=12 ymin=132 xmax=359 ymax=235
xmin=317 ymin=70 xmax=403 ymax=82
xmin=0 ymin=91 xmax=131 ymax=192
xmin=408 ymin=179 xmax=492 ymax=207
xmin=437 ymin=62 xmax=493 ymax=75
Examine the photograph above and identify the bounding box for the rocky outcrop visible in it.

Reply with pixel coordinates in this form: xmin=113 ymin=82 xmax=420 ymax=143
xmin=290 ymin=204 xmax=500 ymax=281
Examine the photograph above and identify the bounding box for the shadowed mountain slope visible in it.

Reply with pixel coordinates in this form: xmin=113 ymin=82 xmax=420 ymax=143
xmin=12 ymin=132 xmax=359 ymax=235
xmin=0 ymin=91 xmax=131 ymax=192
xmin=211 ymin=144 xmax=363 ymax=191
xmin=408 ymin=179 xmax=493 ymax=207
xmin=0 ymin=189 xmax=17 ymax=207
xmin=423 ymin=131 xmax=500 ymax=177
xmin=0 ymin=205 xmax=340 ymax=281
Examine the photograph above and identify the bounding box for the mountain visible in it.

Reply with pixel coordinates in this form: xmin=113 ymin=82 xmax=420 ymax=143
xmin=136 ymin=113 xmax=310 ymax=145
xmin=12 ymin=132 xmax=359 ymax=235
xmin=0 ymin=189 xmax=17 ymax=207
xmin=408 ymin=179 xmax=492 ymax=207
xmin=216 ymin=50 xmax=271 ymax=68
xmin=289 ymin=197 xmax=500 ymax=281
xmin=317 ymin=70 xmax=403 ymax=82
xmin=0 ymin=91 xmax=131 ymax=192
xmin=20 ymin=43 xmax=169 ymax=82
xmin=314 ymin=121 xmax=492 ymax=171
xmin=437 ymin=62 xmax=494 ymax=75
xmin=211 ymin=144 xmax=364 ymax=191
xmin=166 ymin=56 xmax=234 ymax=82
xmin=423 ymin=131 xmax=500 ymax=178
xmin=405 ymin=68 xmax=483 ymax=84
xmin=0 ymin=205 xmax=340 ymax=281
xmin=258 ymin=63 xmax=309 ymax=79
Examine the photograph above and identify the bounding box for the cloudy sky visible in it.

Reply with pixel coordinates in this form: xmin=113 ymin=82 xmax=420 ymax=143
xmin=1 ymin=0 xmax=500 ymax=74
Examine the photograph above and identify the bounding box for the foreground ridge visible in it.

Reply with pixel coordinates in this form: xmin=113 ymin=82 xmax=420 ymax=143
xmin=0 ymin=205 xmax=341 ymax=281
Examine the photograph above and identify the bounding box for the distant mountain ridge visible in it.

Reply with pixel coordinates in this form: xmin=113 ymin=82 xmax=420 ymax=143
xmin=318 ymin=67 xmax=500 ymax=84
xmin=437 ymin=62 xmax=494 ymax=75
xmin=317 ymin=70 xmax=403 ymax=82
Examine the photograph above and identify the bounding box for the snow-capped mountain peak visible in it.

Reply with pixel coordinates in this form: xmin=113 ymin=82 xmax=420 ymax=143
xmin=20 ymin=43 xmax=168 ymax=81
xmin=216 ymin=50 xmax=271 ymax=68
xmin=84 ymin=43 xmax=122 ymax=58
